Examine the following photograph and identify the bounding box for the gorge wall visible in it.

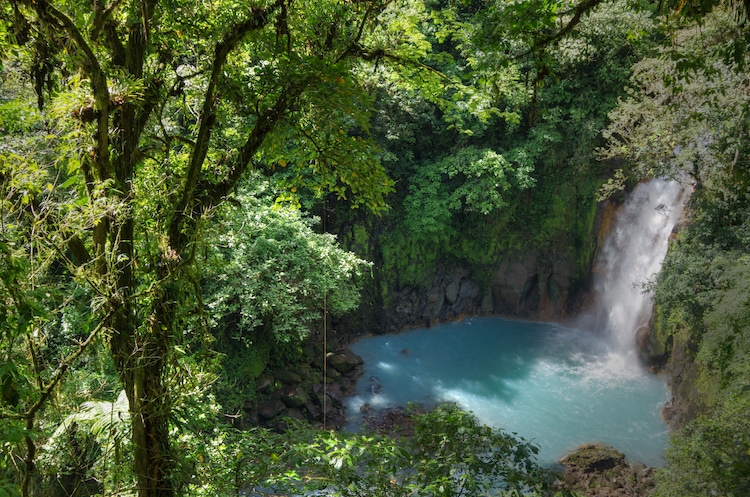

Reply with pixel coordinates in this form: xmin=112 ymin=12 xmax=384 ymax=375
xmin=335 ymin=194 xmax=624 ymax=335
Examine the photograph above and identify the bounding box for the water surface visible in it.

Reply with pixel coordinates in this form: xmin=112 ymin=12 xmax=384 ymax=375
xmin=345 ymin=317 xmax=669 ymax=467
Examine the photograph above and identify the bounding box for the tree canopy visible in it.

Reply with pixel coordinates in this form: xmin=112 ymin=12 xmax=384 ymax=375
xmin=2 ymin=0 xmax=750 ymax=496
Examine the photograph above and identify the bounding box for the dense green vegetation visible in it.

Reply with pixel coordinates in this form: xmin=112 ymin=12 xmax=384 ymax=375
xmin=1 ymin=0 xmax=748 ymax=496
xmin=599 ymin=7 xmax=750 ymax=496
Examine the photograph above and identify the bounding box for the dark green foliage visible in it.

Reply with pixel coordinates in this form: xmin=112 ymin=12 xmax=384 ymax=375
xmin=187 ymin=404 xmax=562 ymax=497
xmin=697 ymin=254 xmax=750 ymax=391
xmin=652 ymin=240 xmax=718 ymax=336
xmin=336 ymin=0 xmax=655 ymax=305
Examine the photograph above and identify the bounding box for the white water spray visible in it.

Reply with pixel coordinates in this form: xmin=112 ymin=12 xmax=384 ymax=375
xmin=586 ymin=179 xmax=689 ymax=357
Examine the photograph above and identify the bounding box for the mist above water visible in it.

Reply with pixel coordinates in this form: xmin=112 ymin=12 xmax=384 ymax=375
xmin=345 ymin=179 xmax=688 ymax=467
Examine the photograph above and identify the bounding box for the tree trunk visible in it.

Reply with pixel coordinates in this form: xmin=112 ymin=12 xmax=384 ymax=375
xmin=131 ymin=334 xmax=173 ymax=497
xmin=111 ymin=303 xmax=175 ymax=497
xmin=107 ymin=212 xmax=176 ymax=497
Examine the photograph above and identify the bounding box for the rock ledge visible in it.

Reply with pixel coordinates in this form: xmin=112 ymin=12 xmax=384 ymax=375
xmin=555 ymin=443 xmax=656 ymax=497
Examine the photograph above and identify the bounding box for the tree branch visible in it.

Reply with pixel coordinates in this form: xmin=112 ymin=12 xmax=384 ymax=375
xmin=170 ymin=3 xmax=280 ymax=245
xmin=198 ymin=84 xmax=303 ymax=206
xmin=520 ymin=0 xmax=604 ymax=58
xmin=25 ymin=312 xmax=113 ymax=420
xmin=91 ymin=0 xmax=127 ymax=65
xmin=335 ymin=0 xmax=394 ymax=63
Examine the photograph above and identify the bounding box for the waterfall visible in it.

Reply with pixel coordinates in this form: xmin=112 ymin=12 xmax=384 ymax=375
xmin=584 ymin=179 xmax=689 ymax=357
xmin=344 ymin=178 xmax=685 ymax=466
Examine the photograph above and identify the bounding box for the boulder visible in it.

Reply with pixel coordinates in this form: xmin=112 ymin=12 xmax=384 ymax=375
xmin=281 ymin=384 xmax=308 ymax=408
xmin=445 ymin=280 xmax=460 ymax=304
xmin=254 ymin=375 xmax=273 ymax=392
xmin=274 ymin=368 xmax=302 ymax=384
xmin=559 ymin=443 xmax=625 ymax=472
xmin=556 ymin=443 xmax=656 ymax=497
xmin=257 ymin=399 xmax=286 ymax=420
xmin=458 ymin=279 xmax=480 ymax=300
xmin=327 ymin=349 xmax=363 ymax=374
xmin=304 ymin=401 xmax=321 ymax=421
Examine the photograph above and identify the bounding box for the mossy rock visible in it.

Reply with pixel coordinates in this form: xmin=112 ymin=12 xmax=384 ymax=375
xmin=559 ymin=443 xmax=626 ymax=472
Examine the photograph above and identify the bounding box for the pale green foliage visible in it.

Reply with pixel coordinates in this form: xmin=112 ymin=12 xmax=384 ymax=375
xmin=596 ymin=169 xmax=627 ymax=201
xmin=40 ymin=391 xmax=132 ymax=490
xmin=601 ymin=8 xmax=749 ymax=184
xmin=554 ymin=0 xmax=654 ymax=68
xmin=0 ymin=99 xmax=40 ymax=134
xmin=47 ymin=390 xmax=130 ymax=448
xmin=654 ymin=395 xmax=750 ymax=497
xmin=697 ymin=254 xmax=750 ymax=392
xmin=204 ymin=177 xmax=370 ymax=344
xmin=444 ymin=147 xmax=535 ymax=214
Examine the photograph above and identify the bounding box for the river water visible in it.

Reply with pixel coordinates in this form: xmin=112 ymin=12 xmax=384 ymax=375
xmin=344 ymin=179 xmax=688 ymax=467
xmin=345 ymin=318 xmax=669 ymax=466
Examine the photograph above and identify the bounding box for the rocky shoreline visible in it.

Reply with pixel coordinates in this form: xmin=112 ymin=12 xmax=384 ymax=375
xmin=238 ymin=337 xmax=365 ymax=431
xmin=555 ymin=443 xmax=657 ymax=497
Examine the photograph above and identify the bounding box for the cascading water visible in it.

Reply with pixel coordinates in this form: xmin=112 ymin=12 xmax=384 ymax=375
xmin=582 ymin=178 xmax=690 ymax=356
xmin=345 ymin=179 xmax=689 ymax=466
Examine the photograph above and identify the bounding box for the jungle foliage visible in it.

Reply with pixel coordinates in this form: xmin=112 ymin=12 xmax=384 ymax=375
xmin=334 ymin=0 xmax=659 ymax=302
xmin=187 ymin=404 xmax=560 ymax=497
xmin=1 ymin=0 xmax=749 ymax=496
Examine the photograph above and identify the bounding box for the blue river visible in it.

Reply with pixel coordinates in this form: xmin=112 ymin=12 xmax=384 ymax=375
xmin=345 ymin=317 xmax=670 ymax=467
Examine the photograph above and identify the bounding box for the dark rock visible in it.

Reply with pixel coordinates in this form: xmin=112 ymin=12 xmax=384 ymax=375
xmin=242 ymin=408 xmax=259 ymax=427
xmin=304 ymin=401 xmax=321 ymax=420
xmin=636 ymin=325 xmax=668 ymax=368
xmin=458 ymin=279 xmax=480 ymax=300
xmin=269 ymin=388 xmax=282 ymax=401
xmin=327 ymin=348 xmax=363 ymax=374
xmin=281 ymin=384 xmax=307 ymax=408
xmin=426 ymin=287 xmax=444 ymax=303
xmin=285 ymin=407 xmax=306 ymax=421
xmin=326 ymin=392 xmax=343 ymax=410
xmin=293 ymin=366 xmax=312 ymax=380
xmin=255 ymin=375 xmax=273 ymax=392
xmin=325 ymin=367 xmax=341 ymax=379
xmin=394 ymin=291 xmax=418 ymax=320
xmin=556 ymin=443 xmax=656 ymax=497
xmin=559 ymin=443 xmax=625 ymax=472
xmin=481 ymin=292 xmax=494 ymax=313
xmin=274 ymin=368 xmax=303 ymax=384
xmin=327 ymin=411 xmax=346 ymax=429
xmin=423 ymin=284 xmax=445 ymax=321
xmin=257 ymin=399 xmax=286 ymax=419
xmin=243 ymin=399 xmax=257 ymax=413
xmin=445 ymin=280 xmax=460 ymax=304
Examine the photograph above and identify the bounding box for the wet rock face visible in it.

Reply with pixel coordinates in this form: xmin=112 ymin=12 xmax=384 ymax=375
xmin=380 ymin=248 xmax=583 ymax=331
xmin=555 ymin=443 xmax=656 ymax=497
